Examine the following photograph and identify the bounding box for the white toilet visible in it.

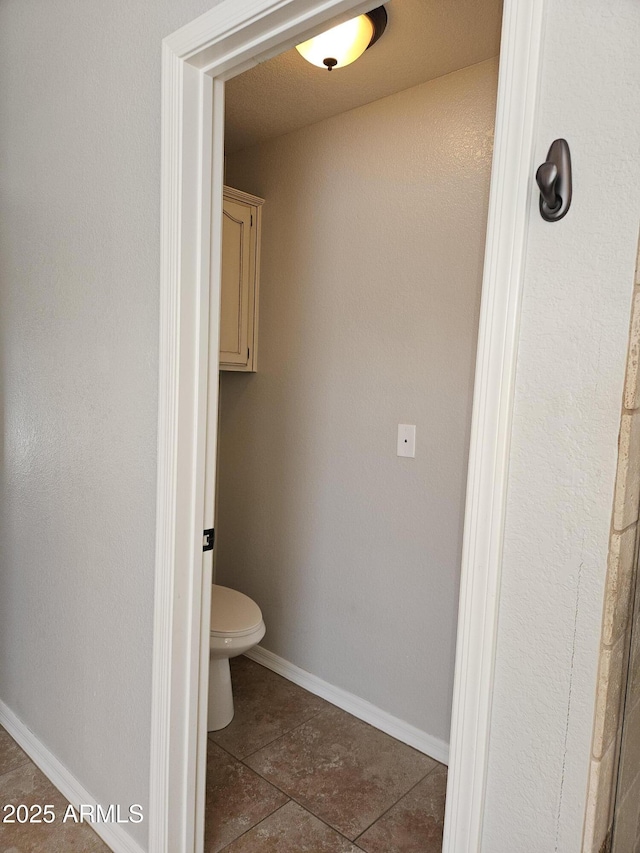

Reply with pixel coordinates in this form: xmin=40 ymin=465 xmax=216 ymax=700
xmin=208 ymin=584 xmax=266 ymax=731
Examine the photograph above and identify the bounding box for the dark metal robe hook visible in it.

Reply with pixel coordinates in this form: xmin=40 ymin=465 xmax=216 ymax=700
xmin=536 ymin=138 xmax=572 ymax=222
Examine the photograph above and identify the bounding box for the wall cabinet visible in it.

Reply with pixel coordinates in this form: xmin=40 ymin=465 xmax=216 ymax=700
xmin=219 ymin=186 xmax=264 ymax=372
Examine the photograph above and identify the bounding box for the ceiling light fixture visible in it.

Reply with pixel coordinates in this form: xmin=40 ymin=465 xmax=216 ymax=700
xmin=296 ymin=6 xmax=388 ymax=71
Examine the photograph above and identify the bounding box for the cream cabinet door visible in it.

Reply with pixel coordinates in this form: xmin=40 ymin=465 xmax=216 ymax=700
xmin=219 ymin=187 xmax=263 ymax=372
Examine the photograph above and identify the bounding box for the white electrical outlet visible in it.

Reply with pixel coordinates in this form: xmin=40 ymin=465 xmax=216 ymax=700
xmin=397 ymin=424 xmax=416 ymax=458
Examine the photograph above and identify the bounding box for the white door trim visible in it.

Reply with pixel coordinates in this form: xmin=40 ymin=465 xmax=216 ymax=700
xmin=151 ymin=1 xmax=546 ymax=851
xmin=442 ymin=1 xmax=546 ymax=848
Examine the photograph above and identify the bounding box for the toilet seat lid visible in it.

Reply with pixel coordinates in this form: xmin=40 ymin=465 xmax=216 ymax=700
xmin=210 ymin=584 xmax=263 ymax=636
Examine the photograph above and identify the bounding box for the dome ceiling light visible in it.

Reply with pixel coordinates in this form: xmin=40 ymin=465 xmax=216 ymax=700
xmin=295 ymin=7 xmax=388 ymax=71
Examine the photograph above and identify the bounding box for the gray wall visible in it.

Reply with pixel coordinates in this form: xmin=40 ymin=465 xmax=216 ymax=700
xmin=219 ymin=58 xmax=498 ymax=745
xmin=0 ymin=0 xmax=223 ymax=847
xmin=482 ymin=1 xmax=640 ymax=849
xmin=0 ymin=1 xmax=638 ymax=850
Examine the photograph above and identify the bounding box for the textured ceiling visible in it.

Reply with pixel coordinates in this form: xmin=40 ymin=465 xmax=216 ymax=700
xmin=224 ymin=0 xmax=503 ymax=154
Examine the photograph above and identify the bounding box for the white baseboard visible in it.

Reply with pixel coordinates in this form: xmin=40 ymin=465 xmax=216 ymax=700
xmin=0 ymin=699 xmax=146 ymax=853
xmin=245 ymin=646 xmax=449 ymax=766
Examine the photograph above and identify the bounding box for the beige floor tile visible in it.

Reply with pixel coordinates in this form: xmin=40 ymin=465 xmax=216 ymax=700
xmin=625 ymin=289 xmax=640 ymax=411
xmin=244 ymin=705 xmax=436 ymax=840
xmin=209 ymin=657 xmax=329 ymax=759
xmin=592 ymin=635 xmax=627 ymax=759
xmin=223 ymin=801 xmax=364 ymax=852
xmin=0 ymin=728 xmax=30 ymax=777
xmin=0 ymin=760 xmax=111 ymax=852
xmin=357 ymin=764 xmax=447 ymax=853
xmin=204 ymin=741 xmax=288 ymax=853
xmin=603 ymin=524 xmax=637 ymax=647
xmin=613 ymin=413 xmax=640 ymax=531
xmin=584 ymin=740 xmax=617 ymax=853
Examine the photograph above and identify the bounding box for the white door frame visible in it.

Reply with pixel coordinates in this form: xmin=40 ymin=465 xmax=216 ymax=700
xmin=150 ymin=0 xmax=545 ymax=850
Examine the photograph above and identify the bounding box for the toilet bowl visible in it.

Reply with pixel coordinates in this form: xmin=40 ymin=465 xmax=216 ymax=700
xmin=208 ymin=584 xmax=265 ymax=731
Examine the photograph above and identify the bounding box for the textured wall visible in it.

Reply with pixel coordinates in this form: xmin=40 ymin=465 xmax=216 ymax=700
xmin=0 ymin=1 xmax=639 ymax=849
xmin=219 ymin=59 xmax=499 ymax=746
xmin=0 ymin=0 xmax=222 ymax=847
xmin=482 ymin=1 xmax=640 ymax=851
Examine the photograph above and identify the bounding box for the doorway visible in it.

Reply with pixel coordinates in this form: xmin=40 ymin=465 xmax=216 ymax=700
xmin=206 ymin=7 xmax=501 ymax=844
xmin=151 ymin=1 xmax=546 ymax=851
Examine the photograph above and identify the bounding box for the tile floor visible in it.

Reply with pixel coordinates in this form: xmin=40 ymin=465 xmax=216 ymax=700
xmin=0 ymin=726 xmax=111 ymax=852
xmin=205 ymin=656 xmax=447 ymax=852
xmin=0 ymin=656 xmax=447 ymax=852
